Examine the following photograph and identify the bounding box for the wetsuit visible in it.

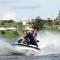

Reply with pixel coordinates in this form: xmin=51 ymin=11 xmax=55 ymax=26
xmin=25 ymin=32 xmax=38 ymax=47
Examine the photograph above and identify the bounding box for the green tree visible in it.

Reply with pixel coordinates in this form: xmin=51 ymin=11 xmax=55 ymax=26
xmin=32 ymin=16 xmax=44 ymax=30
xmin=47 ymin=18 xmax=53 ymax=26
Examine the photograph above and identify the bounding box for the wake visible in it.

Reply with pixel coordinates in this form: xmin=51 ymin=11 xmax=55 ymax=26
xmin=36 ymin=30 xmax=60 ymax=56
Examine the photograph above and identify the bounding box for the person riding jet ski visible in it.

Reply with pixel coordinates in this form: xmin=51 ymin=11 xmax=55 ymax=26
xmin=24 ymin=30 xmax=38 ymax=47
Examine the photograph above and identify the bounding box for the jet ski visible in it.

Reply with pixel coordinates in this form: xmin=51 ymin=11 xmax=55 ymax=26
xmin=11 ymin=38 xmax=40 ymax=55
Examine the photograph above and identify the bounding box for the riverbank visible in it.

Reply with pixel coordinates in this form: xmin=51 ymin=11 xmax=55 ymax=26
xmin=0 ymin=28 xmax=60 ymax=39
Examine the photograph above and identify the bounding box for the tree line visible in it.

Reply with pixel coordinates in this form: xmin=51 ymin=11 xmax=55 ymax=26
xmin=0 ymin=16 xmax=60 ymax=31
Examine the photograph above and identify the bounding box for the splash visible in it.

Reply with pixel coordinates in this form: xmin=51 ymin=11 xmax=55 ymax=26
xmin=0 ymin=38 xmax=37 ymax=56
xmin=36 ymin=30 xmax=60 ymax=56
xmin=0 ymin=38 xmax=14 ymax=55
xmin=0 ymin=30 xmax=60 ymax=56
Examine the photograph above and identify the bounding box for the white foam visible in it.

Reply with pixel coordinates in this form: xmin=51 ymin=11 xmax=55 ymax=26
xmin=36 ymin=31 xmax=60 ymax=55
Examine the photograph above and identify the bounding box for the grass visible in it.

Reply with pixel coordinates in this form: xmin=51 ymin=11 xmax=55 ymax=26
xmin=1 ymin=31 xmax=18 ymax=38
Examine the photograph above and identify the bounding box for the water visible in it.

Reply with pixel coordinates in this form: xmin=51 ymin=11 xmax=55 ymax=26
xmin=0 ymin=30 xmax=60 ymax=60
xmin=0 ymin=54 xmax=60 ymax=60
xmin=36 ymin=30 xmax=60 ymax=55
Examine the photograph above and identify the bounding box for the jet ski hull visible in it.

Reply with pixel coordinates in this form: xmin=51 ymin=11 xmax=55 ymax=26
xmin=12 ymin=44 xmax=40 ymax=50
xmin=11 ymin=44 xmax=40 ymax=55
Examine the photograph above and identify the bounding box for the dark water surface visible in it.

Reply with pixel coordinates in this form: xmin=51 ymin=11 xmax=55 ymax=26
xmin=0 ymin=53 xmax=60 ymax=60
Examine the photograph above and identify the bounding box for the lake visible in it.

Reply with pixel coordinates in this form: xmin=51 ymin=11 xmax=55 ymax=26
xmin=0 ymin=30 xmax=60 ymax=60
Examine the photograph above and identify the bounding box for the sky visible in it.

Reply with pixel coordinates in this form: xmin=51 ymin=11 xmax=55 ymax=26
xmin=0 ymin=0 xmax=60 ymax=21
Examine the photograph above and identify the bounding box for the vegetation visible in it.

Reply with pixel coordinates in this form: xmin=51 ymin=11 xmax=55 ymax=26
xmin=32 ymin=16 xmax=44 ymax=30
xmin=0 ymin=11 xmax=60 ymax=38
